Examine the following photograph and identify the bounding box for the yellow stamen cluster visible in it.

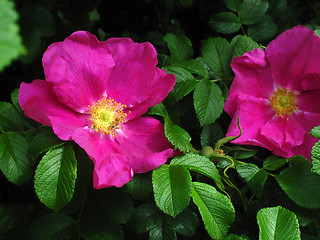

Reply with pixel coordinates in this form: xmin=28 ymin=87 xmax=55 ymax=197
xmin=270 ymin=88 xmax=298 ymax=119
xmin=89 ymin=95 xmax=127 ymax=137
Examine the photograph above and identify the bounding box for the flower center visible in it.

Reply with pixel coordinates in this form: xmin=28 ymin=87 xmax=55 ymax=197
xmin=270 ymin=88 xmax=298 ymax=118
xmin=89 ymin=95 xmax=127 ymax=136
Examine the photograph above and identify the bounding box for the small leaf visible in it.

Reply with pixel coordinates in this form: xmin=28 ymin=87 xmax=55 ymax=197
xmin=126 ymin=173 xmax=153 ymax=200
xmin=172 ymin=59 xmax=209 ymax=79
xmin=310 ymin=126 xmax=320 ymax=139
xmin=179 ymin=0 xmax=193 ymax=7
xmin=225 ymin=234 xmax=251 ymax=240
xmin=34 ymin=145 xmax=77 ymax=211
xmin=164 ymin=121 xmax=192 ymax=153
xmin=237 ymin=163 xmax=260 ymax=181
xmin=257 ymin=206 xmax=301 ymax=240
xmin=201 ymin=37 xmax=232 ymax=78
xmin=152 ymin=164 xmax=192 ymax=217
xmin=149 ymin=216 xmax=177 ymax=240
xmin=10 ymin=88 xmax=23 ymax=115
xmin=165 ymin=66 xmax=197 ymax=102
xmin=193 ymin=80 xmax=225 ymax=126
xmin=192 ymin=182 xmax=235 ymax=240
xmin=263 ymin=155 xmax=288 ymax=171
xmin=173 ymin=209 xmax=199 ymax=237
xmin=200 ymin=122 xmax=224 ymax=148
xmin=0 ymin=102 xmax=24 ymax=131
xmin=275 ymin=155 xmax=320 ymax=209
xmin=231 ymin=149 xmax=258 ymax=159
xmin=209 ymin=12 xmax=242 ymax=34
xmin=311 ymin=140 xmax=320 ymax=175
xmin=239 ymin=0 xmax=269 ymax=25
xmin=231 ymin=35 xmax=260 ymax=58
xmin=223 ymin=0 xmax=242 ymax=12
xmin=0 ymin=0 xmax=25 ymax=71
xmin=170 ymin=153 xmax=224 ymax=190
xmin=247 ymin=15 xmax=277 ymax=41
xmin=148 ymin=102 xmax=169 ymax=119
xmin=164 ymin=33 xmax=193 ymax=61
xmin=29 ymin=213 xmax=74 ymax=240
xmin=0 ymin=132 xmax=31 ymax=185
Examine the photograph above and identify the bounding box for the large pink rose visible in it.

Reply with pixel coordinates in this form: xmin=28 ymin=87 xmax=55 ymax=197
xmin=225 ymin=25 xmax=320 ymax=160
xmin=19 ymin=31 xmax=176 ymax=188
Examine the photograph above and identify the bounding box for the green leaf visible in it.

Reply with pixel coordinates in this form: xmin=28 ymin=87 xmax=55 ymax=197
xmin=268 ymin=0 xmax=287 ymax=18
xmin=194 ymin=80 xmax=225 ymax=126
xmin=164 ymin=121 xmax=192 ymax=152
xmin=231 ymin=35 xmax=260 ymax=58
xmin=200 ymin=122 xmax=224 ymax=147
xmin=173 ymin=209 xmax=199 ymax=237
xmin=10 ymin=88 xmax=23 ymax=115
xmin=165 ymin=66 xmax=198 ymax=102
xmin=148 ymin=102 xmax=169 ymax=119
xmin=191 ymin=182 xmax=235 ymax=240
xmin=201 ymin=37 xmax=232 ymax=78
xmin=209 ymin=12 xmax=242 ymax=34
xmin=275 ymin=155 xmax=320 ymax=209
xmin=239 ymin=0 xmax=269 ymax=25
xmin=34 ymin=145 xmax=77 ymax=211
xmin=223 ymin=0 xmax=242 ymax=11
xmin=263 ymin=155 xmax=288 ymax=171
xmin=225 ymin=234 xmax=251 ymax=240
xmin=149 ymin=216 xmax=177 ymax=240
xmin=170 ymin=153 xmax=224 ymax=190
xmin=179 ymin=0 xmax=193 ymax=7
xmin=164 ymin=33 xmax=193 ymax=61
xmin=247 ymin=15 xmax=277 ymax=41
xmin=131 ymin=203 xmax=162 ymax=234
xmin=0 ymin=102 xmax=24 ymax=131
xmin=311 ymin=140 xmax=320 ymax=175
xmin=0 ymin=132 xmax=31 ymax=185
xmin=30 ymin=128 xmax=64 ymax=157
xmin=237 ymin=163 xmax=260 ymax=180
xmin=231 ymin=149 xmax=258 ymax=159
xmin=126 ymin=173 xmax=153 ymax=200
xmin=29 ymin=213 xmax=74 ymax=240
xmin=0 ymin=0 xmax=25 ymax=71
xmin=310 ymin=126 xmax=320 ymax=139
xmin=80 ymin=223 xmax=124 ymax=240
xmin=257 ymin=206 xmax=301 ymax=240
xmin=152 ymin=164 xmax=192 ymax=217
xmin=172 ymin=59 xmax=209 ymax=79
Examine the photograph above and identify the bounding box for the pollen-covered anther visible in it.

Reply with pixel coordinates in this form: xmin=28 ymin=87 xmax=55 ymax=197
xmin=270 ymin=88 xmax=298 ymax=119
xmin=89 ymin=95 xmax=127 ymax=137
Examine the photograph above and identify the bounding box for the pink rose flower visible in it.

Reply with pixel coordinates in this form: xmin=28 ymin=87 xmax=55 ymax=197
xmin=225 ymin=26 xmax=320 ymax=160
xmin=19 ymin=31 xmax=176 ymax=188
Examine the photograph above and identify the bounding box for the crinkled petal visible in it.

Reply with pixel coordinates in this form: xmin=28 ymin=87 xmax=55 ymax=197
xmin=266 ymin=25 xmax=320 ymax=91
xmin=72 ymin=127 xmax=133 ymax=188
xmin=19 ymin=80 xmax=88 ymax=140
xmin=297 ymin=89 xmax=320 ymax=113
xmin=105 ymin=38 xmax=174 ymax=114
xmin=125 ymin=68 xmax=175 ymax=120
xmin=226 ymin=94 xmax=275 ymax=149
xmin=226 ymin=49 xmax=274 ymax=117
xmin=260 ymin=115 xmax=305 ymax=154
xmin=43 ymin=31 xmax=115 ymax=113
xmin=115 ymin=117 xmax=174 ymax=173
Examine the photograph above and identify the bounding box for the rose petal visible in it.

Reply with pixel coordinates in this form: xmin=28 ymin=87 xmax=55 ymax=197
xmin=226 ymin=48 xmax=274 ymax=117
xmin=116 ymin=117 xmax=174 ymax=173
xmin=72 ymin=127 xmax=134 ymax=188
xmin=266 ymin=25 xmax=320 ymax=91
xmin=19 ymin=80 xmax=88 ymax=140
xmin=43 ymin=31 xmax=115 ymax=113
xmin=297 ymin=89 xmax=320 ymax=113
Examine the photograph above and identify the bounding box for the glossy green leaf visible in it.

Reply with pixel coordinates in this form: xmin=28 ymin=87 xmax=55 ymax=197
xmin=148 ymin=102 xmax=169 ymax=119
xmin=149 ymin=216 xmax=177 ymax=240
xmin=164 ymin=121 xmax=192 ymax=152
xmin=173 ymin=209 xmax=199 ymax=237
xmin=200 ymin=122 xmax=224 ymax=147
xmin=209 ymin=12 xmax=241 ymax=34
xmin=164 ymin=33 xmax=193 ymax=61
xmin=310 ymin=126 xmax=320 ymax=139
xmin=231 ymin=35 xmax=260 ymax=58
xmin=34 ymin=146 xmax=77 ymax=211
xmin=170 ymin=153 xmax=224 ymax=190
xmin=192 ymin=182 xmax=235 ymax=240
xmin=263 ymin=155 xmax=288 ymax=171
xmin=0 ymin=132 xmax=31 ymax=185
xmin=0 ymin=102 xmax=24 ymax=131
xmin=0 ymin=0 xmax=25 ymax=71
xmin=275 ymin=155 xmax=320 ymax=209
xmin=257 ymin=206 xmax=300 ymax=240
xmin=165 ymin=66 xmax=197 ymax=102
xmin=248 ymin=15 xmax=277 ymax=41
xmin=10 ymin=88 xmax=23 ymax=115
xmin=239 ymin=0 xmax=269 ymax=25
xmin=126 ymin=173 xmax=153 ymax=200
xmin=223 ymin=0 xmax=242 ymax=11
xmin=225 ymin=234 xmax=251 ymax=240
xmin=172 ymin=59 xmax=209 ymax=79
xmin=29 ymin=213 xmax=74 ymax=240
xmin=311 ymin=140 xmax=320 ymax=175
xmin=152 ymin=164 xmax=192 ymax=217
xmin=194 ymin=80 xmax=224 ymax=126
xmin=237 ymin=163 xmax=260 ymax=180
xmin=201 ymin=37 xmax=232 ymax=78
